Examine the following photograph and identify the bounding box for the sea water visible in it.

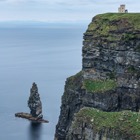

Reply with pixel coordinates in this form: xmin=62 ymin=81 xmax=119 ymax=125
xmin=0 ymin=25 xmax=86 ymax=140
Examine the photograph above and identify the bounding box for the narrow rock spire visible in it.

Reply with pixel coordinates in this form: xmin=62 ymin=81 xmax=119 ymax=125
xmin=28 ymin=82 xmax=43 ymax=119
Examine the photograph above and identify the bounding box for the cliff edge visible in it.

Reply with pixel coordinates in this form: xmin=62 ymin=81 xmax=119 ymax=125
xmin=55 ymin=13 xmax=140 ymax=140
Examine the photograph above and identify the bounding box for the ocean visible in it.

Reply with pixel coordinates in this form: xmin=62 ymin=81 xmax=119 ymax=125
xmin=0 ymin=24 xmax=86 ymax=140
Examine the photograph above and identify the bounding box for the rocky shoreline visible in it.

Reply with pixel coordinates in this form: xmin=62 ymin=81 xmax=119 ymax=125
xmin=15 ymin=112 xmax=48 ymax=123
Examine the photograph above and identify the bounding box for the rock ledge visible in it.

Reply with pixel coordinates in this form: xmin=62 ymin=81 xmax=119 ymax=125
xmin=15 ymin=112 xmax=48 ymax=123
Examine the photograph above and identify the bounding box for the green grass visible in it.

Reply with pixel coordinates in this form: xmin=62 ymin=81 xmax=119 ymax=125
xmin=97 ymin=13 xmax=140 ymax=20
xmin=96 ymin=13 xmax=140 ymax=29
xmin=83 ymin=79 xmax=117 ymax=92
xmin=66 ymin=71 xmax=83 ymax=89
xmin=88 ymin=13 xmax=140 ymax=37
xmin=126 ymin=66 xmax=140 ymax=77
xmin=74 ymin=107 xmax=140 ymax=139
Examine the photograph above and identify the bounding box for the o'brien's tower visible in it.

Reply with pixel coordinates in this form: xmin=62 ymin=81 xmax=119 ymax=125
xmin=118 ymin=5 xmax=128 ymax=13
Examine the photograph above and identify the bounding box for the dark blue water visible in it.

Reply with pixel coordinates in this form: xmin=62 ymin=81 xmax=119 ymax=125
xmin=0 ymin=26 xmax=85 ymax=140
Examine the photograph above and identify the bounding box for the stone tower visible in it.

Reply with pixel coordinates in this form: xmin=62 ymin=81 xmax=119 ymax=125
xmin=118 ymin=5 xmax=128 ymax=13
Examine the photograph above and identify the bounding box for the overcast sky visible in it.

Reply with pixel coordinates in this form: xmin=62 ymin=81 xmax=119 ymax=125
xmin=0 ymin=0 xmax=139 ymax=23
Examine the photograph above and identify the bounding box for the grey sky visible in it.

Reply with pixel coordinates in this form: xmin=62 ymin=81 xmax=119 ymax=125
xmin=0 ymin=0 xmax=139 ymax=22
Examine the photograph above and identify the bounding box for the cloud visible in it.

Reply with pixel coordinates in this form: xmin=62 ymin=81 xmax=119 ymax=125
xmin=0 ymin=0 xmax=96 ymax=5
xmin=0 ymin=0 xmax=137 ymax=6
xmin=0 ymin=0 xmax=139 ymax=22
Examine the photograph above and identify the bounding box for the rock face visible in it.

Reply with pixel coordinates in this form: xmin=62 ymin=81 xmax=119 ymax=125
xmin=55 ymin=13 xmax=140 ymax=140
xmin=28 ymin=82 xmax=43 ymax=119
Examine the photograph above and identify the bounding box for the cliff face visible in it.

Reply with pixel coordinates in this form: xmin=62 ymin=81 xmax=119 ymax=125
xmin=55 ymin=13 xmax=140 ymax=140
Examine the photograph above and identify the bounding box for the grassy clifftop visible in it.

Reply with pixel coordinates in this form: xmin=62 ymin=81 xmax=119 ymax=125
xmin=88 ymin=13 xmax=140 ymax=31
xmin=85 ymin=13 xmax=140 ymax=50
xmin=97 ymin=13 xmax=140 ymax=28
xmin=87 ymin=13 xmax=140 ymax=41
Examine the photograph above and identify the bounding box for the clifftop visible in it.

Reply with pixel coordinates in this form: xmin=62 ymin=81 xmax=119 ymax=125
xmin=55 ymin=13 xmax=140 ymax=140
xmin=88 ymin=13 xmax=140 ymax=31
xmin=85 ymin=13 xmax=140 ymax=50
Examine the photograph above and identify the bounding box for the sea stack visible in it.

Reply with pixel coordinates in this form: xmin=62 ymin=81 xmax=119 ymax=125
xmin=28 ymin=82 xmax=43 ymax=119
xmin=15 ymin=82 xmax=48 ymax=123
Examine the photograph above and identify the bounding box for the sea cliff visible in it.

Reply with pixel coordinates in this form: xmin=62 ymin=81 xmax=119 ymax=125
xmin=55 ymin=13 xmax=140 ymax=140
